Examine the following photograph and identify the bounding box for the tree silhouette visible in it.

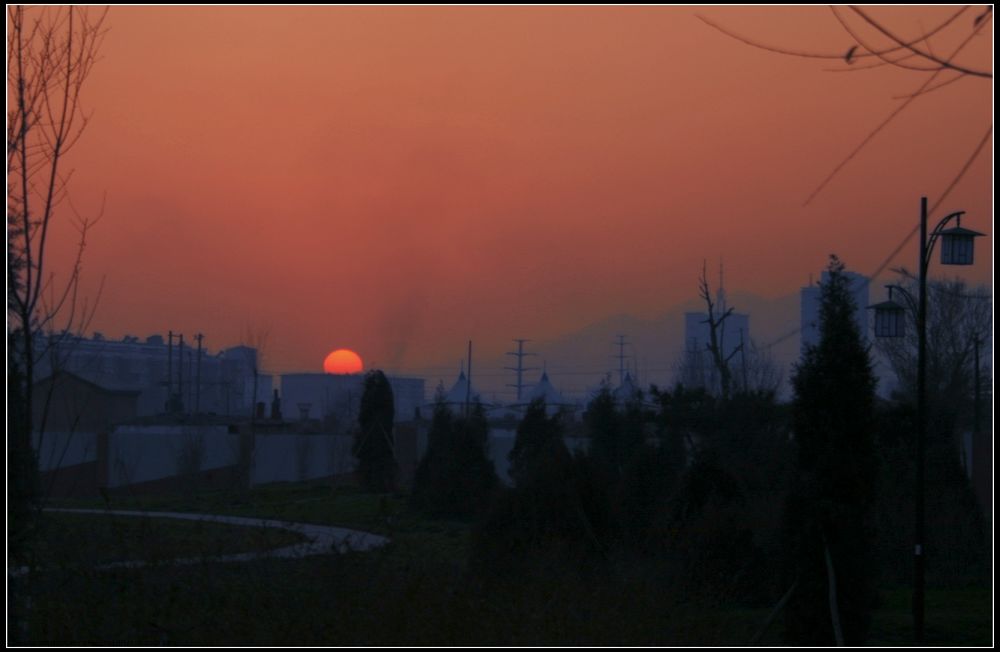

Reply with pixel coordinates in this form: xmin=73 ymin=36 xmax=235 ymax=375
xmin=7 ymin=7 xmax=108 ymax=643
xmin=508 ymin=397 xmax=571 ymax=490
xmin=411 ymin=396 xmax=497 ymax=518
xmin=784 ymin=255 xmax=878 ymax=645
xmin=354 ymin=370 xmax=397 ymax=493
xmin=876 ymin=271 xmax=991 ymax=463
xmin=584 ymin=385 xmax=644 ymax=482
xmin=699 ymin=7 xmax=991 ymax=212
xmin=7 ymin=3 xmax=108 ymax=547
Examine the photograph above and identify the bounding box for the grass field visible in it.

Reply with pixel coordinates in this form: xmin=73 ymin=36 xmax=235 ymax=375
xmin=23 ymin=511 xmax=306 ymax=569
xmin=13 ymin=481 xmax=991 ymax=646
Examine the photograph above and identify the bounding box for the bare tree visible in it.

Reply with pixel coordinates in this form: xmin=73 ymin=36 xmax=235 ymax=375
xmin=735 ymin=337 xmax=785 ymax=396
xmin=8 ymin=4 xmax=108 ymax=539
xmin=700 ymin=7 xmax=992 ymax=280
xmin=7 ymin=6 xmax=108 ymax=643
xmin=673 ymin=338 xmax=710 ymax=392
xmin=240 ymin=324 xmax=271 ymax=421
xmin=876 ymin=270 xmax=992 ymax=455
xmin=697 ymin=261 xmax=741 ymax=400
xmin=704 ymin=7 xmax=992 ymax=363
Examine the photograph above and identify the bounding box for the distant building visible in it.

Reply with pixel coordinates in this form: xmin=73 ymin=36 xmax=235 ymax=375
xmin=442 ymin=367 xmax=481 ymax=408
xmin=498 ymin=369 xmax=576 ymax=417
xmin=36 ymin=332 xmax=271 ymax=417
xmin=32 ymin=371 xmax=140 ymax=497
xmin=800 ymin=270 xmax=870 ymax=353
xmin=613 ymin=371 xmax=642 ymax=405
xmin=280 ymin=372 xmax=425 ymax=429
xmin=526 ymin=370 xmax=569 ymax=407
xmin=682 ymin=299 xmax=750 ymax=394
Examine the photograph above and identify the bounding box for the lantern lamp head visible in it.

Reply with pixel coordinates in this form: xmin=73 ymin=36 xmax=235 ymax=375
xmin=868 ymin=298 xmax=907 ymax=338
xmin=939 ymin=215 xmax=984 ymax=266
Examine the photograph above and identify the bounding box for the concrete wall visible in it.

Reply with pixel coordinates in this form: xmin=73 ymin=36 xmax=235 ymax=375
xmin=38 ymin=422 xmax=596 ymax=495
xmin=33 ymin=430 xmax=98 ymax=472
xmin=250 ymin=433 xmax=354 ymax=485
xmin=108 ymin=425 xmax=240 ymax=488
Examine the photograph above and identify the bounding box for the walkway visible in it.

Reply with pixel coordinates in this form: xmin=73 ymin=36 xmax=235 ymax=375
xmin=12 ymin=508 xmax=389 ymax=575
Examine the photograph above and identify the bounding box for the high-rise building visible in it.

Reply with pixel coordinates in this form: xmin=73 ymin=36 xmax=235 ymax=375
xmin=800 ymin=270 xmax=870 ymax=354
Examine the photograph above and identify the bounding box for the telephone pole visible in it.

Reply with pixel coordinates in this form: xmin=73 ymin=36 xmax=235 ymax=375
xmin=195 ymin=333 xmax=204 ymax=415
xmin=505 ymin=338 xmax=538 ymax=402
xmin=177 ymin=333 xmax=185 ymax=414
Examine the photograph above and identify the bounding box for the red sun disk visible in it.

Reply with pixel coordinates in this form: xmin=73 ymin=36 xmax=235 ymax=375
xmin=323 ymin=349 xmax=363 ymax=374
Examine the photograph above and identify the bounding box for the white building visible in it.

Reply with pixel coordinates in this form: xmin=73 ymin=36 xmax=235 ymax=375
xmin=280 ymin=372 xmax=425 ymax=429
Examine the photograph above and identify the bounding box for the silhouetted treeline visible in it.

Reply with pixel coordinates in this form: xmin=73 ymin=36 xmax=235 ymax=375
xmin=411 ymin=398 xmax=498 ymax=518
xmin=401 ymin=259 xmax=991 ymax=645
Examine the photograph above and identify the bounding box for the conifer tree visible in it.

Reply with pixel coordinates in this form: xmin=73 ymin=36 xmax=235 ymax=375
xmin=354 ymin=370 xmax=397 ymax=492
xmin=784 ymin=255 xmax=878 ymax=645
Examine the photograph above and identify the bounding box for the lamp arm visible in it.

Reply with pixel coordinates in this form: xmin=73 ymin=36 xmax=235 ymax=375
xmin=887 ymin=284 xmax=918 ymax=314
xmin=923 ymin=211 xmax=967 ymax=269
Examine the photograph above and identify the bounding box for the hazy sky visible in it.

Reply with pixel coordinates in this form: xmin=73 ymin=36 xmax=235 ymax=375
xmin=47 ymin=5 xmax=992 ymax=375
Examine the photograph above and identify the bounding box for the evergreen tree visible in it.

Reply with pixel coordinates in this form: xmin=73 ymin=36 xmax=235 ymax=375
xmin=584 ymin=386 xmax=643 ymax=480
xmin=784 ymin=256 xmax=878 ymax=645
xmin=473 ymin=397 xmax=607 ymax=573
xmin=411 ymin=397 xmax=497 ymax=518
xmin=354 ymin=370 xmax=397 ymax=493
xmin=508 ymin=397 xmax=571 ymax=490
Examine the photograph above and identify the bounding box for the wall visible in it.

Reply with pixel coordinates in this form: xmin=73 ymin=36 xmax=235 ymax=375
xmin=250 ymin=433 xmax=355 ymax=485
xmin=108 ymin=425 xmax=240 ymax=488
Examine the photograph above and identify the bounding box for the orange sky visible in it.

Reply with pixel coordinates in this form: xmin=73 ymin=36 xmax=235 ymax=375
xmin=41 ymin=5 xmax=992 ymax=375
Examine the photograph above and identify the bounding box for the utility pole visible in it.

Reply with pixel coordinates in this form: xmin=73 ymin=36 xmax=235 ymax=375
xmin=465 ymin=340 xmax=472 ymax=419
xmin=973 ymin=334 xmax=981 ymax=463
xmin=167 ymin=330 xmax=174 ymax=412
xmin=505 ymin=338 xmax=538 ymax=402
xmin=195 ymin=333 xmax=203 ymax=415
xmin=178 ymin=333 xmax=185 ymax=414
xmin=615 ymin=335 xmax=628 ymax=385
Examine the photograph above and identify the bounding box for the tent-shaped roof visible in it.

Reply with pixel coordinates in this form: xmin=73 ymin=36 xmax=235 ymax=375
xmin=444 ymin=368 xmax=481 ymax=405
xmin=526 ymin=370 xmax=569 ymax=407
xmin=613 ymin=371 xmax=640 ymax=403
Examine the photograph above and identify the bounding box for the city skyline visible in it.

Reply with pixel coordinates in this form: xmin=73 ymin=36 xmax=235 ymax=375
xmin=43 ymin=6 xmax=992 ymax=377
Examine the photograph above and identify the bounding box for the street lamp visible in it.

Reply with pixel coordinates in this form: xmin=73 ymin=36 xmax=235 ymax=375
xmin=869 ymin=286 xmax=909 ymax=338
xmin=870 ymin=196 xmax=984 ymax=643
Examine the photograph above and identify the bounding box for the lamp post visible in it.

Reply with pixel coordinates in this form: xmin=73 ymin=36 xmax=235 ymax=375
xmin=870 ymin=196 xmax=984 ymax=643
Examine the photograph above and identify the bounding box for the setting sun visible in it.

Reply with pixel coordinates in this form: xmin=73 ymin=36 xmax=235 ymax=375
xmin=323 ymin=349 xmax=363 ymax=375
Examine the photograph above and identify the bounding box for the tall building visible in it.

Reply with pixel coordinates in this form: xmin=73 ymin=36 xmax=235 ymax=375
xmin=800 ymin=270 xmax=870 ymax=353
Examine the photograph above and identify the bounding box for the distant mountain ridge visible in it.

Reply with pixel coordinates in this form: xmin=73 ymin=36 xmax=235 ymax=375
xmin=471 ymin=290 xmax=803 ymax=401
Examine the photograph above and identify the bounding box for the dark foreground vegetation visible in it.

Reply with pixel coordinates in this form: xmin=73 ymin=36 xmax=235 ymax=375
xmin=15 ymin=478 xmax=990 ymax=646
xmin=11 ymin=263 xmax=991 ymax=645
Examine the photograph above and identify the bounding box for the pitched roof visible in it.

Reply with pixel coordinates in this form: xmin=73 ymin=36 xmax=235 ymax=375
xmin=527 ymin=370 xmax=568 ymax=406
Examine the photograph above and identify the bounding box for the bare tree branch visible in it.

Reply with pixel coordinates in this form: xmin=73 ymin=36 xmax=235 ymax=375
xmin=891 ymin=72 xmax=968 ymax=99
xmin=849 ymin=5 xmax=993 ymax=78
xmin=867 ymin=123 xmax=993 ymax=281
xmin=697 ymin=7 xmax=969 ymax=63
xmin=829 ymin=7 xmax=942 ymax=73
xmin=803 ymin=14 xmax=990 ymax=207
